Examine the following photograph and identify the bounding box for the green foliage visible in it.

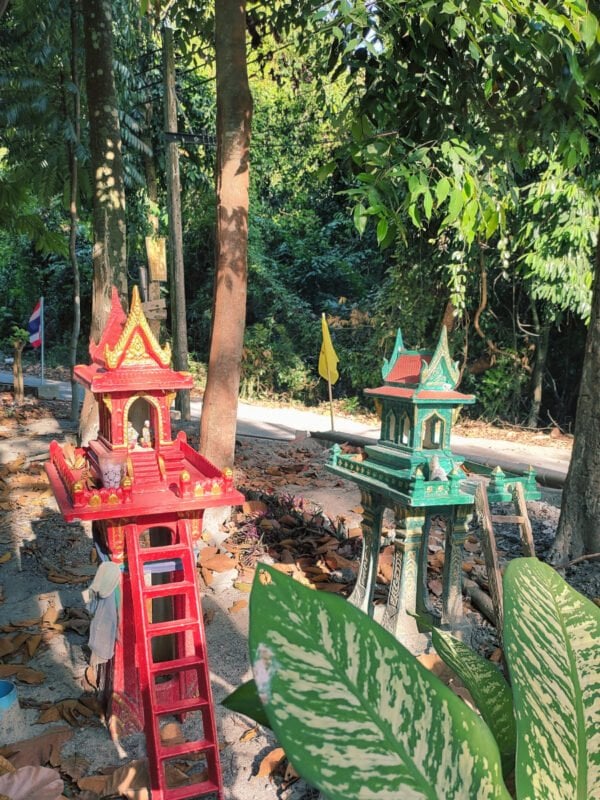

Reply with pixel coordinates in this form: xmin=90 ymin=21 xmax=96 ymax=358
xmin=241 ymin=321 xmax=316 ymax=401
xmin=225 ymin=558 xmax=600 ymax=799
xmin=9 ymin=325 xmax=29 ymax=346
xmin=467 ymin=354 xmax=529 ymax=423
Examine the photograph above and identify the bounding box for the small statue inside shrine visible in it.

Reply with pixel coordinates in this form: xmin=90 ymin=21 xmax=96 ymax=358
xmin=140 ymin=420 xmax=153 ymax=448
xmin=127 ymin=420 xmax=139 ymax=451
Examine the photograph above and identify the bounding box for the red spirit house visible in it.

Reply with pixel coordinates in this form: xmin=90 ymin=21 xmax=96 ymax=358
xmin=46 ymin=287 xmax=242 ymax=800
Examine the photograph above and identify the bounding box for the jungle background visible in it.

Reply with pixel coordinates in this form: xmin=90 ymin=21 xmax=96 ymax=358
xmin=0 ymin=0 xmax=597 ymax=430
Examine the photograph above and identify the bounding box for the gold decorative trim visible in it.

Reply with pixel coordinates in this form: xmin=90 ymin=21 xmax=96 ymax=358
xmin=121 ymin=332 xmax=156 ymax=367
xmin=104 ymin=286 xmax=171 ymax=369
xmin=103 ymin=395 xmax=112 ymax=413
xmin=165 ymin=392 xmax=176 ymax=408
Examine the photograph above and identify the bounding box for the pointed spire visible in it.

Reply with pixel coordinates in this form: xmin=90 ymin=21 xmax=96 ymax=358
xmin=104 ymin=286 xmax=172 ymax=369
xmin=418 ymin=326 xmax=459 ymax=390
xmin=382 ymin=329 xmax=405 ymax=380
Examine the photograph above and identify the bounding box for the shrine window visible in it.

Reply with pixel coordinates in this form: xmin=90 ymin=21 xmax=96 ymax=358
xmin=422 ymin=414 xmax=444 ymax=450
xmin=400 ymin=414 xmax=411 ymax=446
xmin=386 ymin=410 xmax=397 ymax=443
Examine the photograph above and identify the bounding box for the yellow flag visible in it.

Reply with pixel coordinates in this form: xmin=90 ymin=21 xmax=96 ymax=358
xmin=318 ymin=313 xmax=339 ymax=384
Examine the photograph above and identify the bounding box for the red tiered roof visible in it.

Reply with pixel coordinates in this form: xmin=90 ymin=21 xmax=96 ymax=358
xmin=74 ymin=287 xmax=192 ymax=393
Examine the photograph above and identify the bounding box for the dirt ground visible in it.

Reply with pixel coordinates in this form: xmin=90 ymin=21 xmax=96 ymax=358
xmin=0 ymin=394 xmax=597 ymax=800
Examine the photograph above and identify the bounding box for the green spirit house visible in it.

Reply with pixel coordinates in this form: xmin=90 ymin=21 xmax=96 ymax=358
xmin=327 ymin=327 xmax=539 ymax=652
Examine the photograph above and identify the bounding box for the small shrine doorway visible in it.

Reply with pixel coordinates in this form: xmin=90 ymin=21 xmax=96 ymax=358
xmin=125 ymin=395 xmax=158 ymax=450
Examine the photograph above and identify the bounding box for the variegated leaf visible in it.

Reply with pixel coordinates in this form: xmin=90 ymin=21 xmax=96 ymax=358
xmin=503 ymin=558 xmax=600 ymax=799
xmin=249 ymin=564 xmax=510 ymax=800
xmin=425 ymin=623 xmax=516 ymax=774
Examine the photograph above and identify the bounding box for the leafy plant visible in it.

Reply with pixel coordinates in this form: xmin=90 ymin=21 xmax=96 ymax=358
xmin=224 ymin=558 xmax=600 ymax=799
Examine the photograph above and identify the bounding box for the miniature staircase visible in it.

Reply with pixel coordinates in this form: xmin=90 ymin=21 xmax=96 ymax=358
xmin=125 ymin=524 xmax=223 ymax=800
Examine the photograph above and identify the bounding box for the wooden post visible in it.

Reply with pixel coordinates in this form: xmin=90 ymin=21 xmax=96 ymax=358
xmin=475 ymin=482 xmax=505 ymax=641
xmin=513 ymin=482 xmax=535 ymax=557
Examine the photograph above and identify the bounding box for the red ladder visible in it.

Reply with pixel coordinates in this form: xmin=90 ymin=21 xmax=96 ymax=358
xmin=125 ymin=523 xmax=223 ymax=800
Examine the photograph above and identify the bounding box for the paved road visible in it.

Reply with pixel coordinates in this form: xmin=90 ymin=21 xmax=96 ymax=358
xmin=0 ymin=371 xmax=571 ymax=489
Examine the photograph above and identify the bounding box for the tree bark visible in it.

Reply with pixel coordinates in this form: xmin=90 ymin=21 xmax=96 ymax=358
xmin=199 ymin=0 xmax=252 ymax=470
xmin=12 ymin=340 xmax=25 ymax=405
xmin=68 ymin=0 xmax=81 ymax=424
xmin=142 ymin=101 xmax=162 ymax=338
xmin=552 ymin=225 xmax=600 ymax=559
xmin=526 ymin=302 xmax=550 ymax=429
xmin=80 ymin=0 xmax=127 ymax=443
xmin=162 ymin=23 xmax=190 ymax=420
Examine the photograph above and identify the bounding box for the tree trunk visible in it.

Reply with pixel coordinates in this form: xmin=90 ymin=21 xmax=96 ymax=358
xmin=80 ymin=0 xmax=127 ymax=443
xmin=68 ymin=0 xmax=81 ymax=424
xmin=12 ymin=340 xmax=24 ymax=404
xmin=142 ymin=101 xmax=162 ymax=338
xmin=199 ymin=0 xmax=252 ymax=470
xmin=552 ymin=226 xmax=600 ymax=560
xmin=163 ymin=23 xmax=190 ymax=421
xmin=526 ymin=302 xmax=550 ymax=429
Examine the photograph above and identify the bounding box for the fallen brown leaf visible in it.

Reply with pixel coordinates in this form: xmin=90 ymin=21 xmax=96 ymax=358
xmin=200 ymin=554 xmax=234 ymax=573
xmin=239 ymin=725 xmax=258 ymax=743
xmin=257 ymin=747 xmax=285 ymax=778
xmin=0 ymin=665 xmax=45 ymax=684
xmin=160 ymin=721 xmax=184 ymax=747
xmin=0 ymin=727 xmax=73 ymax=769
xmin=0 ymin=552 xmax=11 ymax=564
xmin=242 ymin=500 xmax=268 ymax=516
xmin=37 ymin=698 xmax=95 ymax=727
xmin=428 ymin=579 xmax=443 ymax=597
xmin=228 ymin=600 xmax=248 ymax=614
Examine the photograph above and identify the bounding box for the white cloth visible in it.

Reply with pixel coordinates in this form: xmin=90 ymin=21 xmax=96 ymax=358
xmin=86 ymin=562 xmax=121 ymax=666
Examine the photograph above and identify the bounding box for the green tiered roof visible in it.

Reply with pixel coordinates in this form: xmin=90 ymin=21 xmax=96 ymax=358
xmin=327 ymin=327 xmax=539 ymax=506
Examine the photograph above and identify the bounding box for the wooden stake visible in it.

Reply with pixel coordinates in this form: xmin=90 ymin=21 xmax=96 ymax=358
xmin=328 ymin=376 xmax=335 ymax=431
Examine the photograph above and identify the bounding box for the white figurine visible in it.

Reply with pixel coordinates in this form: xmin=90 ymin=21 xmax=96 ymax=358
xmin=127 ymin=421 xmax=138 ymax=450
xmin=141 ymin=419 xmax=152 ymax=448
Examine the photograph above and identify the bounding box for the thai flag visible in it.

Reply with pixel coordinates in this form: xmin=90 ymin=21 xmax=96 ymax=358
xmin=27 ymin=300 xmax=42 ymax=348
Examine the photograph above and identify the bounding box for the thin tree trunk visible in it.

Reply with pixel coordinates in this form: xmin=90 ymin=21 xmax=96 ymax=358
xmin=142 ymin=102 xmax=162 ymax=338
xmin=68 ymin=0 xmax=81 ymax=423
xmin=552 ymin=224 xmax=600 ymax=560
xmin=526 ymin=302 xmax=550 ymax=429
xmin=12 ymin=340 xmax=24 ymax=404
xmin=0 ymin=0 xmax=9 ymax=19
xmin=199 ymin=0 xmax=252 ymax=470
xmin=163 ymin=23 xmax=190 ymax=420
xmin=80 ymin=0 xmax=127 ymax=444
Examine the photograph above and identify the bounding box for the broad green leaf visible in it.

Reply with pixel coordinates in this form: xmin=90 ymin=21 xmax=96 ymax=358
xmin=249 ymin=565 xmax=510 ymax=800
xmin=376 ymin=218 xmax=389 ymax=245
xmin=423 ymin=190 xmax=433 ymax=221
xmin=581 ymin=12 xmax=599 ymax=49
xmin=222 ymin=679 xmax=271 ymax=729
xmin=504 ymin=558 xmax=600 ymax=800
xmin=424 ymin=623 xmax=516 ymax=773
xmin=447 ymin=187 xmax=464 ymax=222
xmin=353 ymin=203 xmax=368 ymax=235
xmin=435 ymin=177 xmax=451 ymax=205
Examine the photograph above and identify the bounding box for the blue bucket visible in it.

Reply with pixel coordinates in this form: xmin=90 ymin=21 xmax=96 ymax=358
xmin=0 ymin=679 xmax=17 ymax=713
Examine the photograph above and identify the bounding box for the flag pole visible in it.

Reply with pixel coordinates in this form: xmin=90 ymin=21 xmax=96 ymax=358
xmin=40 ymin=296 xmax=45 ymax=384
xmin=327 ymin=369 xmax=335 ymax=431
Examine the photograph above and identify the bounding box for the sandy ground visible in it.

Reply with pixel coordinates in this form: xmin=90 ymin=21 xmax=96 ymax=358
xmin=0 ymin=404 xmax=315 ymax=799
xmin=0 ymin=396 xmax=596 ymax=800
